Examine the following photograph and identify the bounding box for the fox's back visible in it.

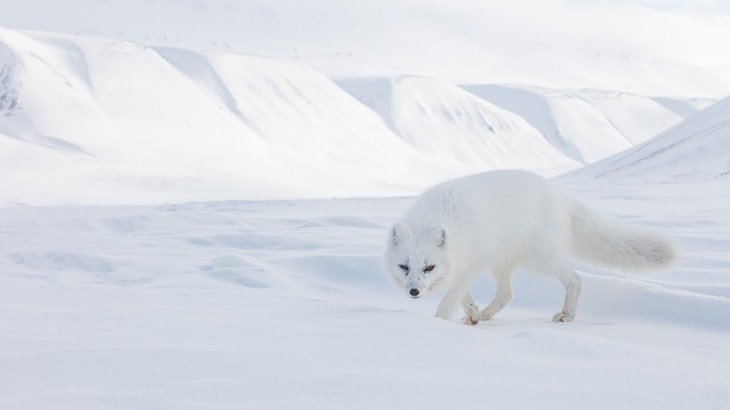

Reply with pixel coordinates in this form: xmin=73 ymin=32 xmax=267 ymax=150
xmin=406 ymin=170 xmax=554 ymax=225
xmin=440 ymin=169 xmax=550 ymax=206
xmin=402 ymin=170 xmax=566 ymax=264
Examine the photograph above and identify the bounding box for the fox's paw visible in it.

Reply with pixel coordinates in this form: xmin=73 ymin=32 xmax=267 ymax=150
xmin=463 ymin=304 xmax=480 ymax=325
xmin=552 ymin=311 xmax=575 ymax=323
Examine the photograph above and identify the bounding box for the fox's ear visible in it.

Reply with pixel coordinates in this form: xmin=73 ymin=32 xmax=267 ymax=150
xmin=428 ymin=224 xmax=448 ymax=248
xmin=390 ymin=223 xmax=410 ymax=248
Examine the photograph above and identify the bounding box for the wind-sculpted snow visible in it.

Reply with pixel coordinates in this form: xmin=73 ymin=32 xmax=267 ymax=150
xmin=0 ymin=183 xmax=728 ymax=409
xmin=7 ymin=251 xmax=114 ymax=274
xmin=390 ymin=77 xmax=579 ymax=173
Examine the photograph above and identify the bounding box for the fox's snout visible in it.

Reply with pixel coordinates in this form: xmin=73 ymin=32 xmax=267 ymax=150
xmin=405 ymin=278 xmax=424 ymax=298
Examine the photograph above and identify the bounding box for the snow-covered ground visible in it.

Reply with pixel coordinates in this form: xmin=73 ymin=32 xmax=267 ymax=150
xmin=1 ymin=177 xmax=728 ymax=409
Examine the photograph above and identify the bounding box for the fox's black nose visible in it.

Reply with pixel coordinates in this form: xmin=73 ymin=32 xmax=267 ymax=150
xmin=409 ymin=288 xmax=420 ymax=297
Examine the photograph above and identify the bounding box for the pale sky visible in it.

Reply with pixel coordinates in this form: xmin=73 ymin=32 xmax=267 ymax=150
xmin=1 ymin=0 xmax=728 ymax=72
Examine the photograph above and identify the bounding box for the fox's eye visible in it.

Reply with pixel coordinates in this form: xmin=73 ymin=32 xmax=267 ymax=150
xmin=423 ymin=265 xmax=435 ymax=272
xmin=398 ymin=264 xmax=409 ymax=273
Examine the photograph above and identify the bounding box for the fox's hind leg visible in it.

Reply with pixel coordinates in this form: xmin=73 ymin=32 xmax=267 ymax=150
xmin=551 ymin=269 xmax=581 ymax=322
xmin=530 ymin=258 xmax=581 ymax=322
xmin=480 ymin=268 xmax=513 ymax=320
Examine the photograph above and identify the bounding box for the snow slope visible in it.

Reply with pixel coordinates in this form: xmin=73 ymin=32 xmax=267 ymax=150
xmin=388 ymin=77 xmax=578 ymax=172
xmin=561 ymin=96 xmax=730 ymax=183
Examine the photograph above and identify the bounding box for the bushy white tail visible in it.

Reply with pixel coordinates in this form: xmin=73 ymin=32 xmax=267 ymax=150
xmin=569 ymin=199 xmax=679 ymax=271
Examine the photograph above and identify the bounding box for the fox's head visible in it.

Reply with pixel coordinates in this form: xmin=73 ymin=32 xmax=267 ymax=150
xmin=384 ymin=222 xmax=452 ymax=298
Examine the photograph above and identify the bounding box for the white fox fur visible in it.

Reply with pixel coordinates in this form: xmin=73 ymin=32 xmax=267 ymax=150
xmin=384 ymin=170 xmax=678 ymax=324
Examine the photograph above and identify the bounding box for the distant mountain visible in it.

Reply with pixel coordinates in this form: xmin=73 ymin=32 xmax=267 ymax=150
xmin=0 ymin=16 xmax=726 ymax=205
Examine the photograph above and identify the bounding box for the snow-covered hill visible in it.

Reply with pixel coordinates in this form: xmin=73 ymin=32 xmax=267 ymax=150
xmin=562 ymin=96 xmax=730 ymax=184
xmin=0 ymin=27 xmax=581 ymax=206
xmin=341 ymin=80 xmax=708 ymax=165
xmin=1 ymin=27 xmax=484 ymax=206
xmin=2 ymin=0 xmax=729 ymax=206
xmin=372 ymin=76 xmax=577 ymax=171
xmin=463 ymin=85 xmax=713 ymax=163
xmin=2 ymin=22 xmax=722 ymax=205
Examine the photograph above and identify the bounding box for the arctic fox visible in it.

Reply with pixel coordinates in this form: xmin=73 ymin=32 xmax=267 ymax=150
xmin=384 ymin=170 xmax=678 ymax=324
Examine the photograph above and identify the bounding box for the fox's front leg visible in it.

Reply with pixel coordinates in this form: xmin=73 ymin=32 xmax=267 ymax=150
xmin=435 ymin=297 xmax=458 ymax=321
xmin=435 ymin=280 xmax=472 ymax=322
xmin=462 ymin=292 xmax=480 ymax=325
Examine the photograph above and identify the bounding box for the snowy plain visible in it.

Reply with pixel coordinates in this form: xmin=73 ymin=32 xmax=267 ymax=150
xmin=1 ymin=0 xmax=730 ymax=409
xmin=1 ymin=178 xmax=729 ymax=409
